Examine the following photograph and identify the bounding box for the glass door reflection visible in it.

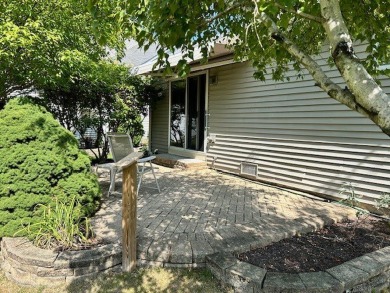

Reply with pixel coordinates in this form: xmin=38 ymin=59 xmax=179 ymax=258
xmin=170 ymin=80 xmax=186 ymax=148
xmin=187 ymin=75 xmax=205 ymax=151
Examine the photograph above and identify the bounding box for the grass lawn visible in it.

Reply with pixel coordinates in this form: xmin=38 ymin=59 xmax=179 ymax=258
xmin=0 ymin=267 xmax=233 ymax=293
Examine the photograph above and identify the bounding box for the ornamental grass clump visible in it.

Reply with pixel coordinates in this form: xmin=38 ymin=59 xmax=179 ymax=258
xmin=16 ymin=195 xmax=94 ymax=250
xmin=0 ymin=97 xmax=101 ymax=238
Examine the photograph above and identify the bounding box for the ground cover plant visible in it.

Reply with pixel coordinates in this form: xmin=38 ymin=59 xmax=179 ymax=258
xmin=0 ymin=97 xmax=101 ymax=238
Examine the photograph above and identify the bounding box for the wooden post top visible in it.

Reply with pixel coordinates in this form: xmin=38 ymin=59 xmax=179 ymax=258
xmin=115 ymin=152 xmax=143 ymax=169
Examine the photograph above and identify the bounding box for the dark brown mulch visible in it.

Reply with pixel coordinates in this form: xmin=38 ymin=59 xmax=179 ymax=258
xmin=238 ymin=216 xmax=390 ymax=273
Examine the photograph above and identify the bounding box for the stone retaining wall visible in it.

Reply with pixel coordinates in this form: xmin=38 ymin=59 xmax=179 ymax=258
xmin=206 ymin=246 xmax=390 ymax=292
xmin=0 ymin=237 xmax=121 ymax=286
xmin=3 ymin=236 xmax=389 ymax=291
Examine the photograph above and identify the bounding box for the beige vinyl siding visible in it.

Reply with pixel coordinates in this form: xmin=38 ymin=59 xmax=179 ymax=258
xmin=150 ymin=86 xmax=169 ymax=153
xmin=207 ymin=48 xmax=390 ymax=206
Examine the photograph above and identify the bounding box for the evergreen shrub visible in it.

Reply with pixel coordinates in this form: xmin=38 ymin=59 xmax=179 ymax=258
xmin=0 ymin=97 xmax=101 ymax=237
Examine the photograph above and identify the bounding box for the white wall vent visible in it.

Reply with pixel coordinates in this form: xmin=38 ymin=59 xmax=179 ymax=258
xmin=240 ymin=162 xmax=258 ymax=177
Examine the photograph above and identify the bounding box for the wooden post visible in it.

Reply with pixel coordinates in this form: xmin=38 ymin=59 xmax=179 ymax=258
xmin=118 ymin=152 xmax=143 ymax=272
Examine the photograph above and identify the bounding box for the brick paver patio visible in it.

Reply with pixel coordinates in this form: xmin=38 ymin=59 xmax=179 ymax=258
xmin=92 ymin=165 xmax=356 ymax=267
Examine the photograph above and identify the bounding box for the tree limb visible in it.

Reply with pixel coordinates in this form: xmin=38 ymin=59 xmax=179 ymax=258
xmin=5 ymin=84 xmax=34 ymax=97
xmin=198 ymin=2 xmax=242 ymax=28
xmin=255 ymin=12 xmax=372 ymax=120
xmin=274 ymin=2 xmax=325 ymax=23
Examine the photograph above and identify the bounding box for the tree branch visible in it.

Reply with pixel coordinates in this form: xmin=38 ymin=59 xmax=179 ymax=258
xmin=5 ymin=84 xmax=34 ymax=97
xmin=255 ymin=12 xmax=372 ymax=120
xmin=198 ymin=2 xmax=242 ymax=29
xmin=274 ymin=2 xmax=325 ymax=23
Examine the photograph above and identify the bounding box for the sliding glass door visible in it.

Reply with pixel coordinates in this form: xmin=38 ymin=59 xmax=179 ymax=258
xmin=187 ymin=75 xmax=206 ymax=151
xmin=170 ymin=74 xmax=206 ymax=152
xmin=170 ymin=80 xmax=186 ymax=147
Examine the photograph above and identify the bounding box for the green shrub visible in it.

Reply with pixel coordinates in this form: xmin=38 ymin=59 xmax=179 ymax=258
xmin=0 ymin=97 xmax=101 ymax=237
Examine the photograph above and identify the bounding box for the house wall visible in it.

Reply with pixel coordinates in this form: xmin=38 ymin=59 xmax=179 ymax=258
xmin=148 ymin=45 xmax=390 ymax=206
xmin=207 ymin=48 xmax=390 ymax=206
xmin=150 ymin=89 xmax=169 ymax=153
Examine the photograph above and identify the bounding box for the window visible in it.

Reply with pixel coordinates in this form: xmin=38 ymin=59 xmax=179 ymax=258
xmin=170 ymin=74 xmax=206 ymax=151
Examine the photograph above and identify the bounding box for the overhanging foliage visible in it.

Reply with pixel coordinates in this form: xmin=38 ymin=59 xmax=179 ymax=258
xmin=89 ymin=0 xmax=390 ymax=136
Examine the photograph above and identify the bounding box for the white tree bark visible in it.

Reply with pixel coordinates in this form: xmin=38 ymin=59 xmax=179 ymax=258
xmin=320 ymin=0 xmax=390 ymax=136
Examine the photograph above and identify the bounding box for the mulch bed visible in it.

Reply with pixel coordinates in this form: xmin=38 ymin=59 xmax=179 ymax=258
xmin=238 ymin=216 xmax=390 ymax=273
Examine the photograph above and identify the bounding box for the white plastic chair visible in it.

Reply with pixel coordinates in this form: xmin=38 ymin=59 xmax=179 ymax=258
xmin=97 ymin=133 xmax=160 ymax=194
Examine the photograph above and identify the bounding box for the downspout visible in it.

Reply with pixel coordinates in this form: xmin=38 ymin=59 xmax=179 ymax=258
xmin=148 ymin=105 xmax=152 ymax=153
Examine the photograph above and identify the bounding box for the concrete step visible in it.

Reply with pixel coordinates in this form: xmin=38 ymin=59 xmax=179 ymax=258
xmin=153 ymin=153 xmax=208 ymax=170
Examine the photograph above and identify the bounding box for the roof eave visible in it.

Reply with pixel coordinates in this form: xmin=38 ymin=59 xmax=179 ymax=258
xmin=136 ymin=52 xmax=235 ymax=76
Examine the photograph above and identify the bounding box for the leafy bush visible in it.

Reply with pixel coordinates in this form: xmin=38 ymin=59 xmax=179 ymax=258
xmin=40 ymin=59 xmax=162 ymax=162
xmin=0 ymin=97 xmax=101 ymax=237
xmin=16 ymin=195 xmax=94 ymax=250
xmin=338 ymin=181 xmax=368 ymax=216
xmin=118 ymin=114 xmax=144 ymax=147
xmin=376 ymin=193 xmax=390 ymax=219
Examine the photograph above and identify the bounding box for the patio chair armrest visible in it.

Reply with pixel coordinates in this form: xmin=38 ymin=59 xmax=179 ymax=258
xmin=137 ymin=156 xmax=156 ymax=163
xmin=97 ymin=162 xmax=116 ymax=171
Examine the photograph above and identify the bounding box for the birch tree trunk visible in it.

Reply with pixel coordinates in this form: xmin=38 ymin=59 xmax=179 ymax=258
xmin=320 ymin=0 xmax=390 ymax=136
